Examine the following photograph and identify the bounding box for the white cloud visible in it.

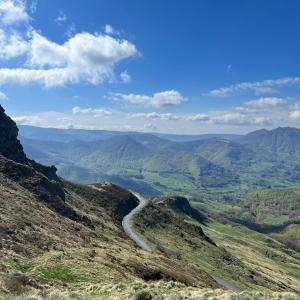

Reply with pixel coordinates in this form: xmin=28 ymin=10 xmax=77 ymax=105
xmin=120 ymin=71 xmax=131 ymax=83
xmin=289 ymin=110 xmax=300 ymax=121
xmin=0 ymin=0 xmax=29 ymax=25
xmin=105 ymin=24 xmax=115 ymax=35
xmin=131 ymin=112 xmax=209 ymax=122
xmin=131 ymin=112 xmax=180 ymax=120
xmin=254 ymin=86 xmax=278 ymax=95
xmin=131 ymin=112 xmax=160 ymax=119
xmin=186 ymin=113 xmax=210 ymax=122
xmin=72 ymin=106 xmax=111 ymax=116
xmin=252 ymin=117 xmax=271 ymax=126
xmin=211 ymin=113 xmax=246 ymax=125
xmin=104 ymin=24 xmax=122 ymax=36
xmin=159 ymin=113 xmax=181 ymax=121
xmin=0 ymin=31 xmax=138 ymax=87
xmin=28 ymin=31 xmax=69 ymax=67
xmin=110 ymin=90 xmax=185 ymax=108
xmin=0 ymin=1 xmax=29 ymax=61
xmin=13 ymin=114 xmax=41 ymax=124
xmin=143 ymin=123 xmax=157 ymax=130
xmin=206 ymin=77 xmax=300 ymax=97
xmin=0 ymin=28 xmax=28 ymax=59
xmin=55 ymin=11 xmax=67 ymax=24
xmin=233 ymin=106 xmax=257 ymax=114
xmin=0 ymin=2 xmax=138 ymax=88
xmin=0 ymin=91 xmax=8 ymax=100
xmin=211 ymin=112 xmax=271 ymax=126
xmin=246 ymin=97 xmax=287 ymax=108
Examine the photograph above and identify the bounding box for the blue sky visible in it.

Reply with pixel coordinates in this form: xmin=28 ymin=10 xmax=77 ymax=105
xmin=1 ymin=0 xmax=300 ymax=133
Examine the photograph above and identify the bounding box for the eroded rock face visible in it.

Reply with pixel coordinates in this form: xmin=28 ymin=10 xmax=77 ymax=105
xmin=0 ymin=105 xmax=93 ymax=228
xmin=0 ymin=105 xmax=60 ymax=185
xmin=0 ymin=105 xmax=27 ymax=163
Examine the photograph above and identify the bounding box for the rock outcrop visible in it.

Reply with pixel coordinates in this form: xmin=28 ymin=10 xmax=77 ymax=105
xmin=0 ymin=105 xmax=92 ymax=227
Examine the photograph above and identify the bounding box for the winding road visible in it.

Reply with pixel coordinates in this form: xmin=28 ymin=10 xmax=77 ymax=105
xmin=122 ymin=192 xmax=151 ymax=252
xmin=122 ymin=192 xmax=240 ymax=292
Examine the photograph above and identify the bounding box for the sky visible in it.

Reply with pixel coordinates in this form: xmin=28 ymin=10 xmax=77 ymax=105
xmin=1 ymin=0 xmax=300 ymax=134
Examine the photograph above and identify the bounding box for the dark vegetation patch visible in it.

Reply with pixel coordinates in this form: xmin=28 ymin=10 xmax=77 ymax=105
xmin=64 ymin=181 xmax=138 ymax=223
xmin=156 ymin=196 xmax=207 ymax=223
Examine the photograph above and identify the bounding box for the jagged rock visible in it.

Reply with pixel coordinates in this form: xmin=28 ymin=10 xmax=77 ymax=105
xmin=0 ymin=104 xmax=93 ymax=228
xmin=0 ymin=105 xmax=27 ymax=163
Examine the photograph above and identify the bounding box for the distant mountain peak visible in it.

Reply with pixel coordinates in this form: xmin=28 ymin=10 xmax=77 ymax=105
xmin=247 ymin=127 xmax=300 ymax=135
xmin=237 ymin=126 xmax=300 ymax=160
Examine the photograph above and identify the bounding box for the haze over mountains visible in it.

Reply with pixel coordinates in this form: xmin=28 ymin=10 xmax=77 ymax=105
xmin=19 ymin=125 xmax=300 ymax=197
xmin=18 ymin=125 xmax=241 ymax=143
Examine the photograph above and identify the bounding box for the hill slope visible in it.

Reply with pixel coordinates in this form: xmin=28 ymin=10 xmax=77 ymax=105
xmin=1 ymin=106 xmax=300 ymax=298
xmin=237 ymin=127 xmax=300 ymax=162
xmin=0 ymin=105 xmax=222 ymax=297
xmin=21 ymin=135 xmax=239 ymax=197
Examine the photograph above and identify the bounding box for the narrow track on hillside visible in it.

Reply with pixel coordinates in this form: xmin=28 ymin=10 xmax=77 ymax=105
xmin=122 ymin=192 xmax=151 ymax=251
xmin=122 ymin=192 xmax=240 ymax=292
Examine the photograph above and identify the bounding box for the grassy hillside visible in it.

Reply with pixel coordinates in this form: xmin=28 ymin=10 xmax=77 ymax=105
xmin=0 ymin=105 xmax=219 ymax=298
xmin=133 ymin=197 xmax=300 ymax=293
xmin=237 ymin=127 xmax=300 ymax=161
xmin=0 ymin=151 xmax=222 ymax=298
xmin=192 ymin=187 xmax=300 ymax=248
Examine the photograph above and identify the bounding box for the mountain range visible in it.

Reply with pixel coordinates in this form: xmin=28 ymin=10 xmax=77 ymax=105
xmin=18 ymin=125 xmax=300 ymax=197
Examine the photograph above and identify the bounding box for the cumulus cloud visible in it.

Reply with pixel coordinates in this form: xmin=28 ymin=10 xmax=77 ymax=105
xmin=0 ymin=31 xmax=138 ymax=87
xmin=0 ymin=91 xmax=8 ymax=100
xmin=246 ymin=97 xmax=287 ymax=108
xmin=110 ymin=90 xmax=185 ymax=108
xmin=13 ymin=114 xmax=41 ymax=124
xmin=0 ymin=1 xmax=29 ymax=61
xmin=120 ymin=71 xmax=131 ymax=83
xmin=206 ymin=77 xmax=300 ymax=97
xmin=0 ymin=1 xmax=138 ymax=88
xmin=0 ymin=29 xmax=28 ymax=59
xmin=0 ymin=0 xmax=29 ymax=25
